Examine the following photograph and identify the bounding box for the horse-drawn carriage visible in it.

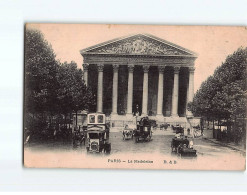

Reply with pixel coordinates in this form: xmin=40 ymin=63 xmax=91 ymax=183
xmin=171 ymin=136 xmax=197 ymax=157
xmin=172 ymin=125 xmax=184 ymax=134
xmin=134 ymin=117 xmax=152 ymax=142
xmin=122 ymin=124 xmax=135 ymax=140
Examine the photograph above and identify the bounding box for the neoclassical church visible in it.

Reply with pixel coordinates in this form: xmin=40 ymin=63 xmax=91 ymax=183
xmin=80 ymin=34 xmax=197 ymax=127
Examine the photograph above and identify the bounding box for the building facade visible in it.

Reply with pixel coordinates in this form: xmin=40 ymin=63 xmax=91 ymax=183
xmin=80 ymin=34 xmax=197 ymax=125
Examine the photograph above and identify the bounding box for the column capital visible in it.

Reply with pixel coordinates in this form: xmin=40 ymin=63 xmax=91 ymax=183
xmin=174 ymin=66 xmax=180 ymax=74
xmin=188 ymin=67 xmax=195 ymax=73
xmin=83 ymin=63 xmax=89 ymax=71
xmin=112 ymin=64 xmax=119 ymax=72
xmin=97 ymin=64 xmax=104 ymax=72
xmin=158 ymin=66 xmax=166 ymax=73
xmin=128 ymin=64 xmax=135 ymax=73
xmin=143 ymin=65 xmax=150 ymax=73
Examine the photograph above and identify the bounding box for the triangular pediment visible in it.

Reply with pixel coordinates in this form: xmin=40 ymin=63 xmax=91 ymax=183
xmin=81 ymin=34 xmax=196 ymax=57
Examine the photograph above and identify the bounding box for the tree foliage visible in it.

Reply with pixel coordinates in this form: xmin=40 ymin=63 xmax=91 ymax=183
xmin=24 ymin=28 xmax=95 ymax=132
xmin=25 ymin=28 xmax=59 ymax=115
xmin=57 ymin=61 xmax=95 ymax=115
xmin=188 ymin=47 xmax=247 ymax=121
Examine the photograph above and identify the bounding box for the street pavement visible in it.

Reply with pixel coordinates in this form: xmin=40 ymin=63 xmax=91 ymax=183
xmin=26 ymin=128 xmax=245 ymax=159
xmin=109 ymin=129 xmax=245 ymax=158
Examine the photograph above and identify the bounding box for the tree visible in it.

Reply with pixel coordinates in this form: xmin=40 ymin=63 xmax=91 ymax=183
xmin=188 ymin=47 xmax=247 ymax=143
xmin=24 ymin=27 xmax=97 ymax=140
xmin=57 ymin=61 xmax=95 ymax=127
xmin=25 ymin=28 xmax=59 ymax=117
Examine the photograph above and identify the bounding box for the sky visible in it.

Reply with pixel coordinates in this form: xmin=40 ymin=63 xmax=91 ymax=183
xmin=27 ymin=24 xmax=247 ymax=92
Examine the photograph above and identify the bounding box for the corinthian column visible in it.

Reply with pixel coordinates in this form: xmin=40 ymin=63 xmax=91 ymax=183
xmin=171 ymin=66 xmax=180 ymax=117
xmin=97 ymin=64 xmax=104 ymax=113
xmin=126 ymin=64 xmax=134 ymax=117
xmin=186 ymin=67 xmax=195 ymax=117
xmin=111 ymin=64 xmax=119 ymax=115
xmin=83 ymin=63 xmax=89 ymax=86
xmin=142 ymin=65 xmax=150 ymax=116
xmin=157 ymin=66 xmax=165 ymax=117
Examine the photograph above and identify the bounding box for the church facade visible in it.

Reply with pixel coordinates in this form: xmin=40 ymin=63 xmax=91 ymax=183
xmin=80 ymin=34 xmax=197 ymax=126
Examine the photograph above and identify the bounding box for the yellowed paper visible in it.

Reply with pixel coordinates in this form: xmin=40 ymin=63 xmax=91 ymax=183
xmin=24 ymin=24 xmax=246 ymax=170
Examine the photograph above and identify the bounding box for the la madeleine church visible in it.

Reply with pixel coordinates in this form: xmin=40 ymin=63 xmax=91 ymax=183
xmin=80 ymin=34 xmax=197 ymax=127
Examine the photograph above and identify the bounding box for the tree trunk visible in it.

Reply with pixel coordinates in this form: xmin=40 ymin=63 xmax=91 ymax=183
xmin=75 ymin=110 xmax=78 ymax=128
xmin=234 ymin=115 xmax=237 ymax=143
xmin=32 ymin=113 xmax=35 ymax=129
xmin=49 ymin=114 xmax=52 ymax=125
xmin=200 ymin=117 xmax=204 ymax=130
xmin=69 ymin=113 xmax=71 ymax=130
xmin=216 ymin=119 xmax=220 ymax=140
xmin=64 ymin=113 xmax=67 ymax=129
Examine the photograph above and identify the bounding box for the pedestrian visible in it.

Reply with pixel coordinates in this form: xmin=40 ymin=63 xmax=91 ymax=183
xmin=187 ymin=128 xmax=190 ymax=135
xmin=189 ymin=140 xmax=194 ymax=149
xmin=201 ymin=127 xmax=204 ymax=136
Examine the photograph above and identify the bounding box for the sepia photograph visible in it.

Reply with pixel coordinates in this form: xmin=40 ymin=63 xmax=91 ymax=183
xmin=23 ymin=24 xmax=246 ymax=170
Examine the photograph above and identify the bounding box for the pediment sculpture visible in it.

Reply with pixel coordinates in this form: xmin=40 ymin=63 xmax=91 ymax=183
xmin=88 ymin=36 xmax=189 ymax=55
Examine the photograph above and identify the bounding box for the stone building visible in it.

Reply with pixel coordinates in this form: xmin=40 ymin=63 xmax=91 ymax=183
xmin=80 ymin=34 xmax=197 ymax=126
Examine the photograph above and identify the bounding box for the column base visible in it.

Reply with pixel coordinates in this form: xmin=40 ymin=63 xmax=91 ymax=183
xmin=156 ymin=114 xmax=164 ymax=118
xmin=126 ymin=113 xmax=134 ymax=119
xmin=171 ymin=114 xmax=179 ymax=118
xmin=156 ymin=114 xmax=164 ymax=122
xmin=141 ymin=113 xmax=148 ymax=117
xmin=110 ymin=112 xmax=118 ymax=119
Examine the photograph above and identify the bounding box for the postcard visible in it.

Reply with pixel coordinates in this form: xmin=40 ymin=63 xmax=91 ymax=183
xmin=24 ymin=24 xmax=246 ymax=170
